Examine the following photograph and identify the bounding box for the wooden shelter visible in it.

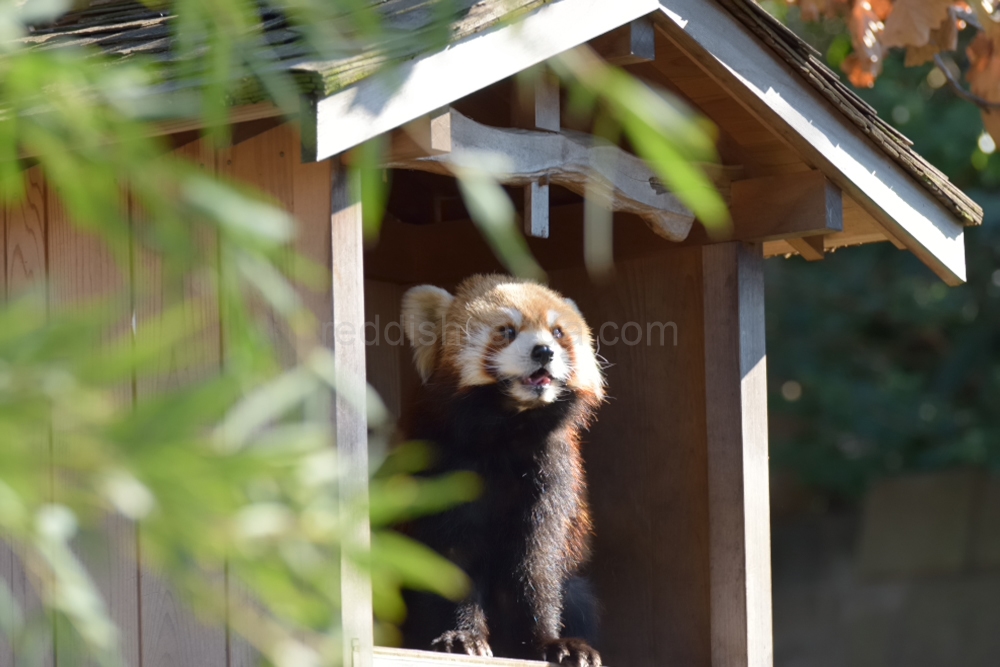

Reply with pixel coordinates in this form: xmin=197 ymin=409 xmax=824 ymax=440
xmin=0 ymin=1 xmax=982 ymax=667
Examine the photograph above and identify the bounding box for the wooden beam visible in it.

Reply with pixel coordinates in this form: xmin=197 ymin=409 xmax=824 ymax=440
xmin=228 ymin=116 xmax=287 ymax=147
xmin=524 ymin=179 xmax=550 ymax=239
xmin=330 ymin=159 xmax=374 ymax=667
xmin=701 ymin=242 xmax=773 ymax=667
xmin=652 ymin=2 xmax=966 ymax=284
xmin=590 ymin=18 xmax=656 ymax=65
xmin=514 ymin=71 xmax=560 ymax=238
xmin=154 ymin=102 xmax=284 ymax=139
xmin=729 ymin=170 xmax=842 ymax=242
xmin=786 ymin=235 xmax=824 ymax=261
xmin=384 ymin=108 xmax=696 ymax=241
xmin=514 ymin=71 xmax=561 ymax=132
xmin=301 ymin=0 xmax=660 ymax=162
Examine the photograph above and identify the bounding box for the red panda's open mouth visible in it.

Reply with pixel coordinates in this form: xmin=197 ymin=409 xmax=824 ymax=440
xmin=523 ymin=368 xmax=553 ymax=388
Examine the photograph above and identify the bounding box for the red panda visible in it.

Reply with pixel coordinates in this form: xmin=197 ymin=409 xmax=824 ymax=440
xmin=398 ymin=274 xmax=605 ymax=667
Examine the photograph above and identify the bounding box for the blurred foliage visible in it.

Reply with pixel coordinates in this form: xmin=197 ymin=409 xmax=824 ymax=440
xmin=0 ymin=0 xmax=730 ymax=665
xmin=764 ymin=3 xmax=1000 ymax=502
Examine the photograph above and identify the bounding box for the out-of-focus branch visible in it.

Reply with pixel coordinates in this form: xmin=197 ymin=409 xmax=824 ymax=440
xmin=933 ymin=54 xmax=1000 ymax=110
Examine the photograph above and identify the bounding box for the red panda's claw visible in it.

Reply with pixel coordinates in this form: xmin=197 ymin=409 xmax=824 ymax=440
xmin=430 ymin=630 xmax=493 ymax=657
xmin=543 ymin=638 xmax=602 ymax=667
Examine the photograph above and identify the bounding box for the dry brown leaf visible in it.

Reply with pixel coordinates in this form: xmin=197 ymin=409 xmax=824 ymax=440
xmin=966 ymin=31 xmax=1000 ymax=144
xmin=882 ymin=0 xmax=955 ymax=49
xmin=904 ymin=15 xmax=959 ymax=65
xmin=843 ymin=0 xmax=887 ymax=87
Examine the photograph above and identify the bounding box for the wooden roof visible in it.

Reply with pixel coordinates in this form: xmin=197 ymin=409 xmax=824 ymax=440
xmin=25 ymin=0 xmax=980 ymax=283
xmin=27 ymin=0 xmax=980 ymax=229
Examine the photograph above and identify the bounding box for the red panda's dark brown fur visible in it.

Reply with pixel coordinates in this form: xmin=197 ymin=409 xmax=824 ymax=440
xmin=398 ymin=275 xmax=605 ymax=667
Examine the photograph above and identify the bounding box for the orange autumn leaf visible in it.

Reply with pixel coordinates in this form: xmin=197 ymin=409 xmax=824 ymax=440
xmin=843 ymin=0 xmax=887 ymax=87
xmin=882 ymin=0 xmax=956 ymax=48
xmin=904 ymin=15 xmax=959 ymax=65
xmin=966 ymin=31 xmax=1000 ymax=143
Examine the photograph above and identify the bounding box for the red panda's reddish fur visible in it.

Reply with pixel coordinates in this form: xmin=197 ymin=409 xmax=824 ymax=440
xmin=398 ymin=275 xmax=605 ymax=667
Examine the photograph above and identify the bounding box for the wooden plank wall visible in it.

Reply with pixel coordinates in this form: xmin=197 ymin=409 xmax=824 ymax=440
xmin=0 ymin=125 xmax=352 ymax=667
xmin=4 ymin=166 xmax=55 ymax=667
xmin=549 ymin=249 xmax=713 ymax=667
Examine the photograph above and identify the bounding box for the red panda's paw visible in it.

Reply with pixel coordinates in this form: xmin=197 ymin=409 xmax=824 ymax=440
xmin=542 ymin=638 xmax=602 ymax=667
xmin=430 ymin=630 xmax=493 ymax=657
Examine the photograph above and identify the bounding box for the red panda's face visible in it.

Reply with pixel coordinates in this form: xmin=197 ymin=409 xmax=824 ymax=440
xmin=402 ymin=275 xmax=604 ymax=408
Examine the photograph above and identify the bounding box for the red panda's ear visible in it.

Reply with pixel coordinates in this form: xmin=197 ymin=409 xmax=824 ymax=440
xmin=401 ymin=285 xmax=454 ymax=382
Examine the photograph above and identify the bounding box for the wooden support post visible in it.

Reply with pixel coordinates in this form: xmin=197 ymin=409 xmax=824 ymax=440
xmin=590 ymin=18 xmax=656 ymax=65
xmin=524 ymin=179 xmax=550 ymax=239
xmin=515 ymin=72 xmax=559 ymax=238
xmin=701 ymin=242 xmax=773 ymax=667
xmin=331 ymin=159 xmax=374 ymax=667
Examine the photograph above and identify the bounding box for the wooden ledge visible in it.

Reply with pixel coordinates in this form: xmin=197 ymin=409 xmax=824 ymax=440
xmin=374 ymin=647 xmax=551 ymax=667
xmin=380 ymin=108 xmax=699 ymax=242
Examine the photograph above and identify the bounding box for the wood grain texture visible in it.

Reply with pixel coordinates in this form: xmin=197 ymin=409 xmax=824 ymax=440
xmin=46 ymin=186 xmax=141 ymax=667
xmin=362 ymin=280 xmax=408 ymax=423
xmin=729 ymin=171 xmax=842 ymax=242
xmin=5 ymin=167 xmax=46 ymax=297
xmin=373 ymin=646 xmax=547 ymax=667
xmin=701 ymin=242 xmax=773 ymax=667
xmin=222 ymin=123 xmax=302 ymax=667
xmin=0 ymin=202 xmax=12 ymax=667
xmin=3 ymin=166 xmax=54 ymax=667
xmin=384 ymin=109 xmax=695 ymax=241
xmin=218 ymin=123 xmax=298 ymax=368
xmin=134 ymin=139 xmax=228 ymax=667
xmin=331 ymin=159 xmax=374 ymax=667
xmin=548 ymin=247 xmax=712 ymax=667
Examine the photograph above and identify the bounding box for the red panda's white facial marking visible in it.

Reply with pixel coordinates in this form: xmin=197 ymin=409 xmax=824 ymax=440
xmin=401 ymin=275 xmax=605 ymax=408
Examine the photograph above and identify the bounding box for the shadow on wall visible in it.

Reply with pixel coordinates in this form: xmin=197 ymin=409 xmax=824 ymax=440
xmin=772 ymin=470 xmax=1000 ymax=667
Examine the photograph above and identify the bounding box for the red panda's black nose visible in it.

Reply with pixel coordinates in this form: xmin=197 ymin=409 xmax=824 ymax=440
xmin=531 ymin=345 xmax=554 ymax=365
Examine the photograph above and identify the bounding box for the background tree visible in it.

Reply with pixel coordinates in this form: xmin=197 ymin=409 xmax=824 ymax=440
xmin=762 ymin=0 xmax=1000 ymax=502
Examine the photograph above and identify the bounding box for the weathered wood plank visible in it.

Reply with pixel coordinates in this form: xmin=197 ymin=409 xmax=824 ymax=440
xmin=221 ymin=123 xmax=300 ymax=667
xmin=373 ymin=646 xmax=547 ymax=667
xmin=729 ymin=171 xmax=842 ymax=243
xmin=548 ymin=247 xmax=712 ymax=667
xmin=701 ymin=242 xmax=772 ymax=667
xmin=513 ymin=73 xmax=558 ymax=239
xmin=134 ymin=140 xmax=228 ymax=667
xmin=4 ymin=166 xmax=54 ymax=667
xmin=330 ymin=159 xmax=374 ymax=667
xmin=46 ymin=187 xmax=141 ymax=667
xmin=385 ymin=109 xmax=695 ymax=241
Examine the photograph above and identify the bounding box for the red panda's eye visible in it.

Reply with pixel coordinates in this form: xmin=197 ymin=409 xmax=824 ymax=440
xmin=553 ymin=326 xmax=564 ymax=340
xmin=497 ymin=325 xmax=517 ymax=342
